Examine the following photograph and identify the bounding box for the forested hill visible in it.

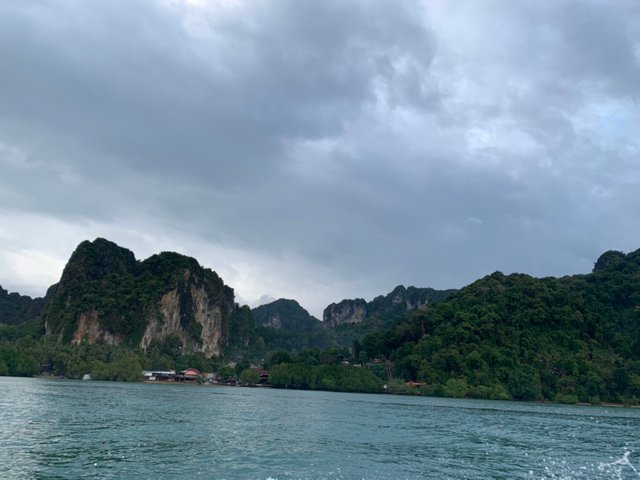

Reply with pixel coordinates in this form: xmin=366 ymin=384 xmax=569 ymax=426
xmin=323 ymin=285 xmax=456 ymax=329
xmin=249 ymin=299 xmax=334 ymax=352
xmin=2 ymin=240 xmax=640 ymax=404
xmin=252 ymin=299 xmax=320 ymax=331
xmin=249 ymin=287 xmax=457 ymax=352
xmin=0 ymin=285 xmax=46 ymax=326
xmin=320 ymin=285 xmax=456 ymax=348
xmin=360 ymin=249 xmax=640 ymax=403
xmin=44 ymin=238 xmax=239 ymax=357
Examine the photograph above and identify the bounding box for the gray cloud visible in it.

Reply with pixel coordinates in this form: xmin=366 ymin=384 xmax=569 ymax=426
xmin=1 ymin=0 xmax=639 ymax=316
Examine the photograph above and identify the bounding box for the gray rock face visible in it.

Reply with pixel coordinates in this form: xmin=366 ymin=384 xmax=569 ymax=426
xmin=323 ymin=285 xmax=457 ymax=329
xmin=139 ymin=285 xmax=227 ymax=358
xmin=323 ymin=299 xmax=367 ymax=327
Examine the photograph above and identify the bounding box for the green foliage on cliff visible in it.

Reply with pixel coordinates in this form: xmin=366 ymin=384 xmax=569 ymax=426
xmin=3 ymin=241 xmax=640 ymax=405
xmin=225 ymin=305 xmax=256 ymax=354
xmin=247 ymin=299 xmax=334 ymax=353
xmin=0 ymin=285 xmax=47 ymax=326
xmin=360 ymin=249 xmax=640 ymax=404
xmin=323 ymin=285 xmax=457 ymax=348
xmin=252 ymin=299 xmax=321 ymax=331
xmin=45 ymin=238 xmax=234 ymax=347
xmin=367 ymin=285 xmax=457 ymax=329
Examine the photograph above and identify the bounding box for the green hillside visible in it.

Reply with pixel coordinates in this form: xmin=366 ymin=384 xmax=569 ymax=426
xmin=2 ymin=241 xmax=639 ymax=403
xmin=326 ymin=285 xmax=456 ymax=348
xmin=359 ymin=249 xmax=640 ymax=403
xmin=45 ymin=238 xmax=235 ymax=346
xmin=252 ymin=299 xmax=320 ymax=331
xmin=0 ymin=286 xmax=46 ymax=326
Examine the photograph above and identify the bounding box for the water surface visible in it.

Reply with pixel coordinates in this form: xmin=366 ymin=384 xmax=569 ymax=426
xmin=1 ymin=377 xmax=639 ymax=479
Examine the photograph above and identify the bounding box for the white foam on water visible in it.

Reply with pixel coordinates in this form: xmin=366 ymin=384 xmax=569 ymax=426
xmin=597 ymin=451 xmax=639 ymax=479
xmin=528 ymin=450 xmax=639 ymax=480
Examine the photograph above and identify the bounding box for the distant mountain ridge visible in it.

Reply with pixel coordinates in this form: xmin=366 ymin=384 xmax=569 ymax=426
xmin=252 ymin=299 xmax=320 ymax=331
xmin=323 ymin=285 xmax=457 ymax=329
xmin=0 ymin=286 xmax=46 ymax=326
xmin=0 ymin=238 xmax=457 ymax=356
xmin=2 ymin=238 xmax=640 ymax=404
xmin=246 ymin=285 xmax=457 ymax=351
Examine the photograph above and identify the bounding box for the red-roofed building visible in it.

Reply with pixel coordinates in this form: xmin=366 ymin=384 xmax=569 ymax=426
xmin=183 ymin=368 xmax=200 ymax=377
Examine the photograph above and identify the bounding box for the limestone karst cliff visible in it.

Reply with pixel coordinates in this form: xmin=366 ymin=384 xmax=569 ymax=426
xmin=323 ymin=285 xmax=456 ymax=329
xmin=18 ymin=239 xmax=457 ymax=356
xmin=44 ymin=238 xmax=239 ymax=357
xmin=323 ymin=298 xmax=368 ymax=327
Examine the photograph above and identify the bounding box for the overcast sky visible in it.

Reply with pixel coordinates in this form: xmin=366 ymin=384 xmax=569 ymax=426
xmin=1 ymin=0 xmax=639 ymax=317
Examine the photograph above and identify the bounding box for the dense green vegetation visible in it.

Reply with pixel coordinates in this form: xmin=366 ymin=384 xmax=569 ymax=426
xmin=323 ymin=285 xmax=457 ymax=347
xmin=0 ymin=322 xmax=383 ymax=393
xmin=269 ymin=363 xmax=383 ymax=393
xmin=45 ymin=238 xmax=236 ymax=346
xmin=254 ymin=324 xmax=336 ymax=352
xmin=358 ymin=249 xmax=640 ymax=404
xmin=362 ymin=285 xmax=457 ymax=329
xmin=252 ymin=299 xmax=320 ymax=331
xmin=0 ymin=285 xmax=46 ymax=326
xmin=265 ymin=348 xmax=383 ymax=393
xmin=247 ymin=298 xmax=337 ymax=352
xmin=0 ymin=324 xmax=224 ymax=380
xmin=2 ymin=241 xmax=639 ymax=404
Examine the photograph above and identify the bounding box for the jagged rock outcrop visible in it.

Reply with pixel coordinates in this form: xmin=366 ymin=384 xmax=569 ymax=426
xmin=252 ymin=299 xmax=320 ymax=332
xmin=44 ymin=238 xmax=236 ymax=357
xmin=71 ymin=309 xmax=121 ymax=345
xmin=138 ymin=283 xmax=228 ymax=357
xmin=323 ymin=285 xmax=456 ymax=329
xmin=323 ymin=298 xmax=367 ymax=327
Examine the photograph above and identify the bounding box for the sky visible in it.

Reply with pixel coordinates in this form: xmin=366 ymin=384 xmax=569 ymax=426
xmin=1 ymin=0 xmax=639 ymax=318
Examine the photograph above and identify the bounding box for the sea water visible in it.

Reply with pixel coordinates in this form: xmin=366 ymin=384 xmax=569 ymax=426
xmin=1 ymin=377 xmax=639 ymax=479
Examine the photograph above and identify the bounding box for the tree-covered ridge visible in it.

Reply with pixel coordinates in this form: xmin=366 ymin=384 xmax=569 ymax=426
xmin=324 ymin=285 xmax=456 ymax=328
xmin=0 ymin=285 xmax=46 ymax=326
xmin=252 ymin=299 xmax=320 ymax=331
xmin=3 ymin=241 xmax=640 ymax=404
xmin=45 ymin=238 xmax=235 ymax=347
xmin=323 ymin=285 xmax=457 ymax=348
xmin=360 ymin=249 xmax=640 ymax=403
xmin=365 ymin=285 xmax=457 ymax=328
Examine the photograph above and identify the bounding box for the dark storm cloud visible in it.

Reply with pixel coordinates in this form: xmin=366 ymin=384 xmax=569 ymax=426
xmin=1 ymin=0 xmax=639 ymax=314
xmin=0 ymin=0 xmax=433 ymax=182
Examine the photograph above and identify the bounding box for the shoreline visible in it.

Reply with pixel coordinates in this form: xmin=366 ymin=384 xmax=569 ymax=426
xmin=17 ymin=376 xmax=640 ymax=408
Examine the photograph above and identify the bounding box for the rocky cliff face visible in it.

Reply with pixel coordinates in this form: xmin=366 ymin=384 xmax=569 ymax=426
xmin=139 ymin=284 xmax=229 ymax=357
xmin=70 ymin=309 xmax=125 ymax=346
xmin=323 ymin=285 xmax=456 ymax=328
xmin=45 ymin=238 xmax=235 ymax=357
xmin=323 ymin=298 xmax=367 ymax=327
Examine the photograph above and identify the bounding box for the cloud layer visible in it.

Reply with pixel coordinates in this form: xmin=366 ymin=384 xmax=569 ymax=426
xmin=1 ymin=0 xmax=639 ymax=316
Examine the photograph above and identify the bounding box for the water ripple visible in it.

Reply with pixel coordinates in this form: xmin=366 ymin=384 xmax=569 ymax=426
xmin=1 ymin=378 xmax=640 ymax=479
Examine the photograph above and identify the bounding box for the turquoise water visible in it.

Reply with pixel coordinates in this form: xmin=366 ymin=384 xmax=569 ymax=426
xmin=1 ymin=377 xmax=639 ymax=479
